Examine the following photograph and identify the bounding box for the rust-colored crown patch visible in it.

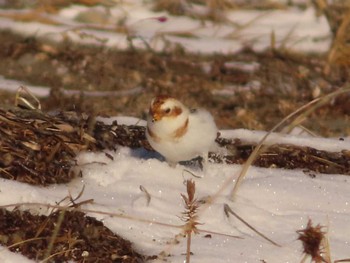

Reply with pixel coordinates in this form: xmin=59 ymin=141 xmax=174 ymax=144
xmin=150 ymin=95 xmax=183 ymax=121
xmin=151 ymin=95 xmax=172 ymax=110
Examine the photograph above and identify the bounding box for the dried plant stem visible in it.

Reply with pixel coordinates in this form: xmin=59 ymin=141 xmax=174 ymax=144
xmin=41 ymin=249 xmax=74 ymax=263
xmin=186 ymin=231 xmax=192 ymax=263
xmin=287 ymin=88 xmax=350 ymax=132
xmin=224 ymin=204 xmax=280 ymax=247
xmin=43 ymin=209 xmax=66 ymax=260
xmin=5 ymin=237 xmax=45 ymax=250
xmin=230 ymin=98 xmax=321 ymax=200
xmin=300 ymin=253 xmax=308 ymax=263
xmin=230 ymin=86 xmax=350 ymax=200
xmin=181 ymin=180 xmax=200 ymax=263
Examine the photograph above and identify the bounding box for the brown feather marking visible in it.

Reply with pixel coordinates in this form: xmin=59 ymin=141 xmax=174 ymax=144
xmin=173 ymin=118 xmax=189 ymax=139
xmin=150 ymin=95 xmax=172 ymax=121
xmin=150 ymin=96 xmax=183 ymax=121
xmin=152 ymin=95 xmax=171 ymax=112
xmin=169 ymin=106 xmax=183 ymax=118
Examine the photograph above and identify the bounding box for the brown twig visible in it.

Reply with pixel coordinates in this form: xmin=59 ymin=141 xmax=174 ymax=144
xmin=224 ymin=204 xmax=280 ymax=247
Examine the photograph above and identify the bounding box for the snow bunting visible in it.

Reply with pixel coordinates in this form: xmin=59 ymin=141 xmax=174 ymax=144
xmin=146 ymin=95 xmax=218 ymax=166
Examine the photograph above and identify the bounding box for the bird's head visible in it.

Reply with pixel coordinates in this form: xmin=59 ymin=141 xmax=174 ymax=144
xmin=148 ymin=95 xmax=188 ymax=123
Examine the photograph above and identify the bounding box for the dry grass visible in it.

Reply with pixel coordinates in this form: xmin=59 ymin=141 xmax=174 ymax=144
xmin=312 ymin=0 xmax=350 ymax=79
xmin=230 ymin=86 xmax=350 ymax=200
xmin=297 ymin=219 xmax=329 ymax=263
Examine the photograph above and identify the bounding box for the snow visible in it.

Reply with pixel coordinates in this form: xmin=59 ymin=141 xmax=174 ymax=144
xmin=0 ymin=75 xmax=142 ymax=98
xmin=0 ymin=2 xmax=330 ymax=54
xmin=220 ymin=129 xmax=350 ymax=152
xmin=0 ymin=76 xmax=51 ymax=97
xmin=1 ymin=1 xmax=349 ymax=262
xmin=0 ymin=115 xmax=349 ymax=262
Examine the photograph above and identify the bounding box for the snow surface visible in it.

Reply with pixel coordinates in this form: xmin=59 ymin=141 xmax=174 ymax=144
xmin=0 ymin=115 xmax=349 ymax=263
xmin=0 ymin=1 xmax=330 ymax=54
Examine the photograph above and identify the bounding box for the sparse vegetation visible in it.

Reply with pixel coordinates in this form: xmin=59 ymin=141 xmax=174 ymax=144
xmin=0 ymin=0 xmax=350 ymax=262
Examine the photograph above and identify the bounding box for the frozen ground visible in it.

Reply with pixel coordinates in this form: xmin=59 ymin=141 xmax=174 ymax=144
xmin=0 ymin=115 xmax=349 ymax=263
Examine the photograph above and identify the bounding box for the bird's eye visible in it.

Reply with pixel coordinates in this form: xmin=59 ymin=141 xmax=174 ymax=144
xmin=164 ymin=108 xmax=171 ymax=114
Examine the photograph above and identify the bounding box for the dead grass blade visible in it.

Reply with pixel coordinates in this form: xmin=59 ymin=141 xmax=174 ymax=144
xmin=224 ymin=204 xmax=280 ymax=247
xmin=230 ymin=86 xmax=350 ymax=200
xmin=40 ymin=249 xmax=75 ymax=263
xmin=225 ymin=11 xmax=271 ymax=39
xmin=5 ymin=237 xmax=46 ymax=250
xmin=15 ymin=86 xmax=41 ymax=110
xmin=43 ymin=210 xmax=66 ymax=260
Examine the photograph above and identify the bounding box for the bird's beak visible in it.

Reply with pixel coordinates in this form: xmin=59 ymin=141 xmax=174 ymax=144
xmin=152 ymin=113 xmax=161 ymax=122
xmin=149 ymin=108 xmax=161 ymax=122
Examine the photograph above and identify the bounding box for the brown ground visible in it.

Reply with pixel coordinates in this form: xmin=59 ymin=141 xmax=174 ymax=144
xmin=0 ymin=208 xmax=145 ymax=262
xmin=0 ymin=30 xmax=349 ymax=137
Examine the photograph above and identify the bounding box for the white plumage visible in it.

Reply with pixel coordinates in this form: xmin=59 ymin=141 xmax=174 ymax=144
xmin=146 ymin=95 xmax=218 ymax=166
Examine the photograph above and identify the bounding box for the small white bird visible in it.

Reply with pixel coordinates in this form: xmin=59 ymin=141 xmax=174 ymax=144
xmin=146 ymin=95 xmax=218 ymax=166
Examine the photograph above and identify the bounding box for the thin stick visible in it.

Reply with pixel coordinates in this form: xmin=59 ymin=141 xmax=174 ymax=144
xmin=186 ymin=232 xmax=192 ymax=263
xmin=43 ymin=209 xmax=66 ymax=260
xmin=4 ymin=237 xmax=45 ymax=250
xmin=230 ymin=97 xmax=321 ymax=200
xmin=230 ymin=87 xmax=350 ymax=200
xmin=41 ymin=249 xmax=74 ymax=263
xmin=224 ymin=204 xmax=280 ymax=247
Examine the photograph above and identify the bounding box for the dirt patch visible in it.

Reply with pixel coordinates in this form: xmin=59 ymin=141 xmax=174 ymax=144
xmin=0 ymin=31 xmax=349 ymax=137
xmin=216 ymin=138 xmax=350 ymax=176
xmin=0 ymin=208 xmax=146 ymax=262
xmin=0 ymin=107 xmax=92 ymax=185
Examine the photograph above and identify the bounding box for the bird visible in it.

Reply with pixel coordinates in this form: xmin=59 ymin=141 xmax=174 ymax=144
xmin=146 ymin=95 xmax=218 ymax=167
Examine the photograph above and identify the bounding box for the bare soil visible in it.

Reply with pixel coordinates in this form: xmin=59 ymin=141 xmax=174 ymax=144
xmin=0 ymin=30 xmax=349 ymax=136
xmin=0 ymin=208 xmax=146 ymax=262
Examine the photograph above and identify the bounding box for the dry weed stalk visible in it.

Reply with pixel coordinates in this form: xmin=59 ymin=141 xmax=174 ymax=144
xmin=43 ymin=209 xmax=67 ymax=260
xmin=297 ymin=219 xmax=330 ymax=263
xmin=230 ymin=86 xmax=350 ymax=200
xmin=181 ymin=179 xmax=201 ymax=263
xmin=224 ymin=204 xmax=280 ymax=247
xmin=312 ymin=0 xmax=350 ymax=76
